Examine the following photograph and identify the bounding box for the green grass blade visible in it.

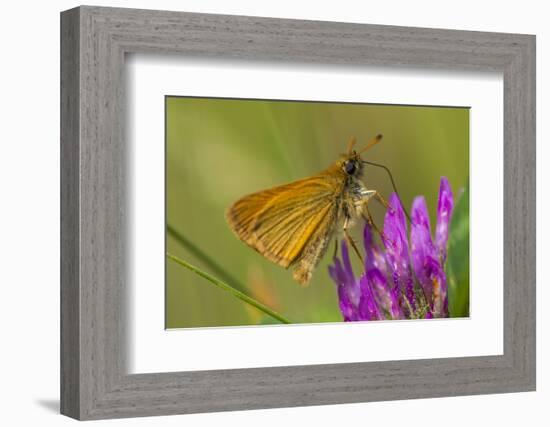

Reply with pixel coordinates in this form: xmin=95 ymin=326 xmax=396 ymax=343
xmin=167 ymin=252 xmax=291 ymax=324
xmin=447 ymin=186 xmax=470 ymax=318
xmin=167 ymin=224 xmax=247 ymax=294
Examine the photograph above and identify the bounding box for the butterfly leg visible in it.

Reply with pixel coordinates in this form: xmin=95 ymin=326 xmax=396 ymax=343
xmin=342 ymin=216 xmax=363 ymax=263
xmin=372 ymin=191 xmax=391 ymax=211
xmin=362 ymin=203 xmax=386 ymax=242
xmin=372 ymin=190 xmax=412 ymax=225
xmin=332 ymin=238 xmax=339 ymax=259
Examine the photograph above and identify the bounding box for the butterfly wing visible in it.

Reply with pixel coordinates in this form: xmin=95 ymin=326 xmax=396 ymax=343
xmin=226 ymin=174 xmax=342 ymax=270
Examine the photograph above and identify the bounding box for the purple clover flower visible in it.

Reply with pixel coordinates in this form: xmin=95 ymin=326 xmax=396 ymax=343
xmin=329 ymin=177 xmax=454 ymax=320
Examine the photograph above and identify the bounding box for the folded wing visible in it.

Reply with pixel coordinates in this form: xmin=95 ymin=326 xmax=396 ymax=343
xmin=226 ymin=175 xmax=340 ymax=268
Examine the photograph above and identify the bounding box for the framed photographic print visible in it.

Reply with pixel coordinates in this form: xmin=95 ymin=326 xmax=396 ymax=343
xmin=60 ymin=5 xmax=535 ymax=420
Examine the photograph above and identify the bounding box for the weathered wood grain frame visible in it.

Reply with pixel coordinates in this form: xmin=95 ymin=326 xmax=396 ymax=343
xmin=60 ymin=5 xmax=536 ymax=420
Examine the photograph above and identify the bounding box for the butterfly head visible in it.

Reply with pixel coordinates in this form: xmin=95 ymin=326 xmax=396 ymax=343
xmin=341 ymin=155 xmax=363 ymax=177
xmin=341 ymin=134 xmax=383 ymax=177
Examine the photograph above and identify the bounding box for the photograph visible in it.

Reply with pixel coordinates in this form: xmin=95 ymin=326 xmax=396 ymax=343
xmin=165 ymin=96 xmax=470 ymax=329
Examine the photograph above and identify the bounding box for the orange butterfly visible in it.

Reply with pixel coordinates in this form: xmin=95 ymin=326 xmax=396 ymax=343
xmin=226 ymin=135 xmax=390 ymax=285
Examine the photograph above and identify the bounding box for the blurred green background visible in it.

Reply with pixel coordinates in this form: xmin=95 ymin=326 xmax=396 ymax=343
xmin=166 ymin=96 xmax=469 ymax=329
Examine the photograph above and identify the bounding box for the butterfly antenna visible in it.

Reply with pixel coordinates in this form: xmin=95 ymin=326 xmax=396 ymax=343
xmin=359 ymin=134 xmax=383 ymax=154
xmin=347 ymin=136 xmax=357 ymax=155
xmin=361 ymin=160 xmax=412 ymax=224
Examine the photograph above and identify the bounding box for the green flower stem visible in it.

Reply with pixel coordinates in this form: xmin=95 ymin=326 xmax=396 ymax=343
xmin=167 ymin=252 xmax=291 ymax=324
xmin=167 ymin=224 xmax=247 ymax=294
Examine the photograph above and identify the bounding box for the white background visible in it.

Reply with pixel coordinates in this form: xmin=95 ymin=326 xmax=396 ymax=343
xmin=0 ymin=0 xmax=546 ymax=426
xmin=129 ymin=58 xmax=503 ymax=373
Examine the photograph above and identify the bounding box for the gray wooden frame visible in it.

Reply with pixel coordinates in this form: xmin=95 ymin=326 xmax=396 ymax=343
xmin=60 ymin=5 xmax=536 ymax=420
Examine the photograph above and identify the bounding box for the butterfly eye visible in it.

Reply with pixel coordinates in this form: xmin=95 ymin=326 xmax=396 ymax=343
xmin=344 ymin=160 xmax=356 ymax=175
